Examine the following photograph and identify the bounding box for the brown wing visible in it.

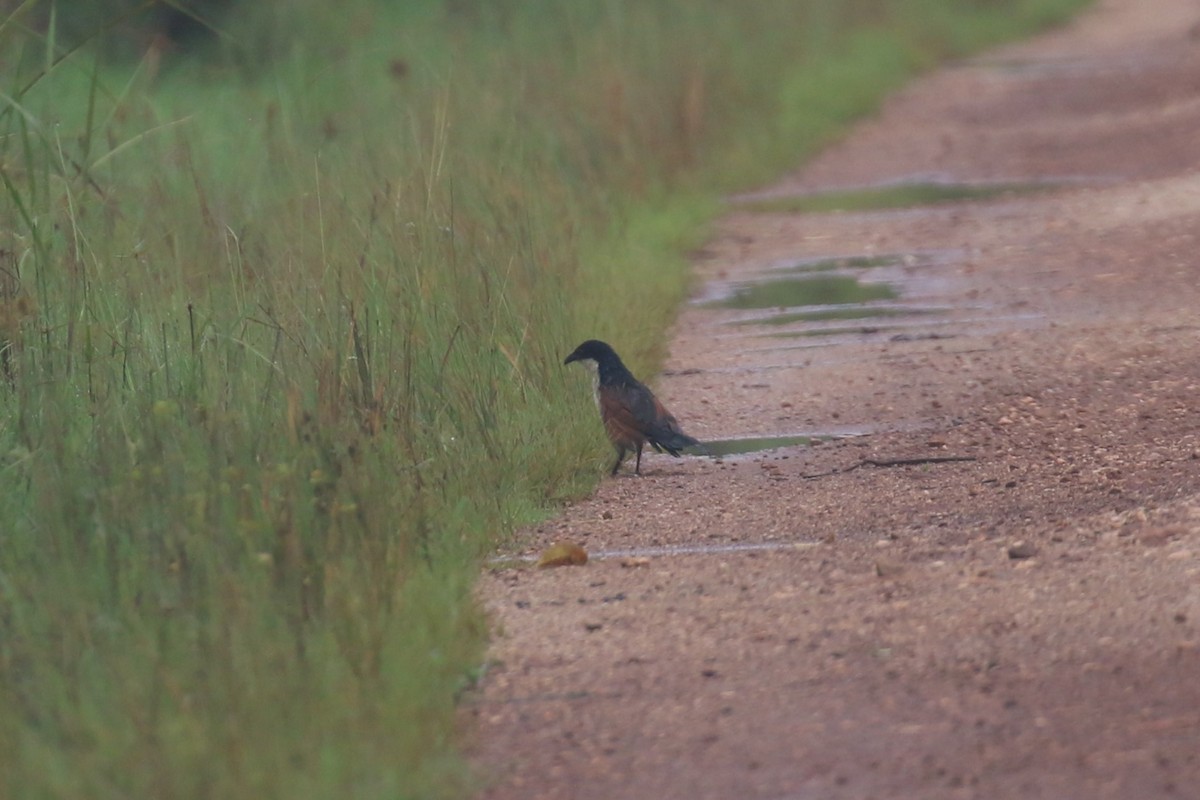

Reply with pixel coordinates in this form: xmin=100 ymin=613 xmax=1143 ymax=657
xmin=641 ymin=394 xmax=699 ymax=454
xmin=599 ymin=385 xmax=648 ymax=449
xmin=649 ymin=395 xmax=685 ymax=436
xmin=600 ymin=381 xmax=697 ymax=454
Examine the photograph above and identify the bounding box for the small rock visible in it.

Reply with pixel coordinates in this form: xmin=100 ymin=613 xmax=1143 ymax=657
xmin=1007 ymin=541 xmax=1039 ymax=560
xmin=1136 ymin=526 xmax=1183 ymax=547
xmin=874 ymin=559 xmax=906 ymax=579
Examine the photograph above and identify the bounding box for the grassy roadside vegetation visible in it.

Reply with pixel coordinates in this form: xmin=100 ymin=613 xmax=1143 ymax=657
xmin=0 ymin=0 xmax=1087 ymax=797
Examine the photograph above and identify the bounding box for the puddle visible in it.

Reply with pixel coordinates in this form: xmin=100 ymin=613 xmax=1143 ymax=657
xmin=734 ymin=179 xmax=1065 ymax=214
xmin=764 ymin=310 xmax=1044 ymax=339
xmin=776 ymin=254 xmax=904 ymax=273
xmin=687 ymin=434 xmax=814 ymax=457
xmin=970 ymin=55 xmax=1157 ymax=80
xmin=768 ymin=324 xmax=899 ymax=338
xmin=737 ymin=304 xmax=946 ymax=326
xmin=707 ymin=275 xmax=897 ymax=310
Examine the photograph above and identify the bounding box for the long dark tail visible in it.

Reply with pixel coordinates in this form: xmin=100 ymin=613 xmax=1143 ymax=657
xmin=650 ymin=431 xmax=705 ymax=457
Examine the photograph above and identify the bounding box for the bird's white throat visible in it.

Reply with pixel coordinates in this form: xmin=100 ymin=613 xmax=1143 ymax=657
xmin=582 ymin=360 xmax=601 ymax=409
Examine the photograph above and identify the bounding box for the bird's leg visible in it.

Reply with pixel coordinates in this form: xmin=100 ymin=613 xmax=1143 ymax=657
xmin=610 ymin=446 xmax=626 ymax=476
xmin=634 ymin=442 xmax=644 ymax=476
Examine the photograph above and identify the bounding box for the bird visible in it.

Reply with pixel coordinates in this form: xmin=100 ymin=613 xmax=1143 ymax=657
xmin=563 ymin=339 xmax=701 ymax=476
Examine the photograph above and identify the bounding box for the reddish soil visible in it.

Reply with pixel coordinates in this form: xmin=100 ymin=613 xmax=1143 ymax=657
xmin=467 ymin=1 xmax=1200 ymax=797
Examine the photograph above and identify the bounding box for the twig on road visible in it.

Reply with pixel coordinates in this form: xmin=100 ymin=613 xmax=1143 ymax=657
xmin=802 ymin=455 xmax=977 ymax=480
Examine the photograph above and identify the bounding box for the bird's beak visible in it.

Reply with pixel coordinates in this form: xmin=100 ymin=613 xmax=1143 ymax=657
xmin=563 ymin=351 xmax=580 ymax=366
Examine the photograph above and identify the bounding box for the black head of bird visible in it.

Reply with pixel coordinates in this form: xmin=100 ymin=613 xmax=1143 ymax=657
xmin=564 ymin=339 xmax=701 ymax=476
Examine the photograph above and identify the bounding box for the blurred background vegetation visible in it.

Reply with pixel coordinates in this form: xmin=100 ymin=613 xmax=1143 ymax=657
xmin=0 ymin=0 xmax=1086 ymax=797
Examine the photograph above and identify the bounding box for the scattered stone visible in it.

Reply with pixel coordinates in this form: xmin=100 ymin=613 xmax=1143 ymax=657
xmin=1136 ymin=526 xmax=1184 ymax=547
xmin=1008 ymin=541 xmax=1039 ymax=559
xmin=874 ymin=559 xmax=906 ymax=579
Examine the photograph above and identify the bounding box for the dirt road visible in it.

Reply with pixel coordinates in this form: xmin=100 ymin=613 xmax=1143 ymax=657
xmin=468 ymin=1 xmax=1200 ymax=797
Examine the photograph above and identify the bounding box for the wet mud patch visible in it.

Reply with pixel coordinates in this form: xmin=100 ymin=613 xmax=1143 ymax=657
xmin=700 ymin=248 xmax=976 ymax=336
xmin=733 ymin=303 xmax=946 ymax=326
xmin=706 ymin=274 xmax=897 ymax=310
xmin=731 ymin=177 xmax=1074 ymax=214
xmin=772 ymin=253 xmax=904 ymax=273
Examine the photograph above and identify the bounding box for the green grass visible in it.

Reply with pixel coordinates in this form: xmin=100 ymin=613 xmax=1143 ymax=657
xmin=0 ymin=0 xmax=1090 ymax=798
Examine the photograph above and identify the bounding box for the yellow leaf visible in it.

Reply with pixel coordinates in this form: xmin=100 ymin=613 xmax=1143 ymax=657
xmin=536 ymin=540 xmax=588 ymax=568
